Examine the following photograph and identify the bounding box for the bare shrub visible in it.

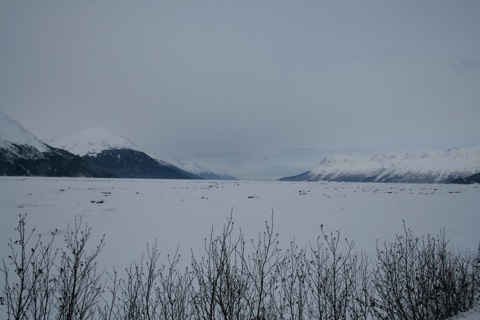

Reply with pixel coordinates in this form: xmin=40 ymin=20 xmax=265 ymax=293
xmin=242 ymin=213 xmax=282 ymax=320
xmin=190 ymin=214 xmax=248 ymax=320
xmin=1 ymin=215 xmax=104 ymax=320
xmin=349 ymin=252 xmax=374 ymax=320
xmin=101 ymin=242 xmax=192 ymax=320
xmin=115 ymin=242 xmax=163 ymax=320
xmin=2 ymin=214 xmax=479 ymax=320
xmin=55 ymin=217 xmax=105 ymax=320
xmin=156 ymin=248 xmax=193 ymax=320
xmin=372 ymin=222 xmax=479 ymax=319
xmin=273 ymin=239 xmax=308 ymax=319
xmin=1 ymin=214 xmax=58 ymax=320
xmin=97 ymin=268 xmax=120 ymax=320
xmin=306 ymin=226 xmax=358 ymax=320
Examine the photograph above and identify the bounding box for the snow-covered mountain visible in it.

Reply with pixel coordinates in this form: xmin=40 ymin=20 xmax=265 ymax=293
xmin=51 ymin=127 xmax=138 ymax=157
xmin=0 ymin=110 xmax=49 ymax=156
xmin=52 ymin=128 xmax=236 ymax=180
xmin=52 ymin=127 xmax=196 ymax=179
xmin=451 ymin=172 xmax=480 ymax=184
xmin=165 ymin=159 xmax=237 ymax=180
xmin=0 ymin=114 xmax=234 ymax=180
xmin=280 ymin=148 xmax=480 ymax=183
xmin=0 ymin=110 xmax=97 ymax=177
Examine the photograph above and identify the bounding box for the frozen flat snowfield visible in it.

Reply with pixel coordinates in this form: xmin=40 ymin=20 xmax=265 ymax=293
xmin=1 ymin=177 xmax=479 ymax=318
xmin=1 ymin=177 xmax=479 ymax=271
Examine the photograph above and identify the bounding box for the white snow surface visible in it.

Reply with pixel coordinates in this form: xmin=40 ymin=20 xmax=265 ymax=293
xmin=0 ymin=110 xmax=49 ymax=153
xmin=450 ymin=304 xmax=480 ymax=319
xmin=51 ymin=127 xmax=138 ymax=156
xmin=1 ymin=178 xmax=477 ymax=267
xmin=1 ymin=178 xmax=479 ymax=318
xmin=308 ymin=147 xmax=480 ymax=183
xmin=1 ymin=178 xmax=479 ymax=274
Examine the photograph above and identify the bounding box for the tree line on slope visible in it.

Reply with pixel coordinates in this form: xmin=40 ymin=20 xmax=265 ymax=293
xmin=1 ymin=214 xmax=479 ymax=320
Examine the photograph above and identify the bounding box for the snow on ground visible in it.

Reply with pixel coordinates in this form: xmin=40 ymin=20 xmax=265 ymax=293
xmin=450 ymin=304 xmax=480 ymax=319
xmin=0 ymin=177 xmax=479 ymax=317
xmin=0 ymin=177 xmax=478 ymax=269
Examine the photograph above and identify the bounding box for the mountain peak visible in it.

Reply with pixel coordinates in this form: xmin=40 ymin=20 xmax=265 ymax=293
xmin=0 ymin=110 xmax=49 ymax=153
xmin=52 ymin=127 xmax=138 ymax=156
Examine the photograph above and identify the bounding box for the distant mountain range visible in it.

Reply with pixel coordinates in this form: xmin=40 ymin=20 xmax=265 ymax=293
xmin=2 ymin=110 xmax=479 ymax=183
xmin=0 ymin=110 xmax=236 ymax=180
xmin=280 ymin=148 xmax=480 ymax=183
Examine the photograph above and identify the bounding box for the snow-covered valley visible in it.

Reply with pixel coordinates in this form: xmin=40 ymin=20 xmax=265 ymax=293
xmin=1 ymin=177 xmax=479 ymax=318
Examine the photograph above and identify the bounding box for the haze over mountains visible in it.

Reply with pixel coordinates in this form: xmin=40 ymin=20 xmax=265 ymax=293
xmin=0 ymin=110 xmax=235 ymax=180
xmin=1 ymin=110 xmax=479 ymax=183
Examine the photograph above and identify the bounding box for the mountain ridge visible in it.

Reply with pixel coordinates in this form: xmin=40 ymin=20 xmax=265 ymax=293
xmin=0 ymin=110 xmax=98 ymax=177
xmin=0 ymin=110 xmax=49 ymax=155
xmin=51 ymin=127 xmax=138 ymax=157
xmin=280 ymin=148 xmax=480 ymax=183
xmin=52 ymin=126 xmax=236 ymax=180
xmin=2 ymin=110 xmax=477 ymax=182
xmin=51 ymin=127 xmax=199 ymax=179
xmin=0 ymin=111 xmax=196 ymax=179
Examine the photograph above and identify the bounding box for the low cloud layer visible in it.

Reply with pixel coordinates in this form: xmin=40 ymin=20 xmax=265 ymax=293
xmin=1 ymin=0 xmax=479 ymax=179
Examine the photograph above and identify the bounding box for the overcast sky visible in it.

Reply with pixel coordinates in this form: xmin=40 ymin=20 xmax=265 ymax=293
xmin=1 ymin=0 xmax=479 ymax=180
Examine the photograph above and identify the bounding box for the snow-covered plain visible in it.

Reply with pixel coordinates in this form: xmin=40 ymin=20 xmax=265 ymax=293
xmin=1 ymin=177 xmax=479 ymax=318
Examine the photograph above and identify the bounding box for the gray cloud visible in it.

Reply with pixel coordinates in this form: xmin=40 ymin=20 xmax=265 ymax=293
xmin=1 ymin=0 xmax=479 ymax=179
xmin=453 ymin=57 xmax=480 ymax=77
